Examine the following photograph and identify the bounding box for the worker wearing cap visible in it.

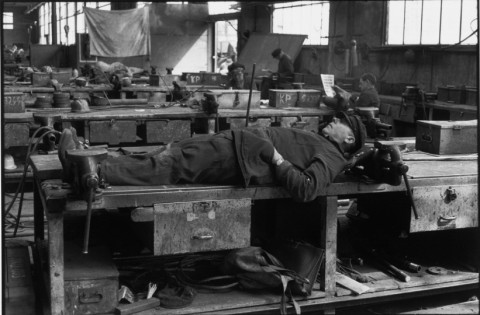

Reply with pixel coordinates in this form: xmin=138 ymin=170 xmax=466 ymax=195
xmin=58 ymin=112 xmax=366 ymax=203
xmin=260 ymin=48 xmax=295 ymax=99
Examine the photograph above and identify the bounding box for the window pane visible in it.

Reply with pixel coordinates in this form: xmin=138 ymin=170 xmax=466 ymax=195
xmin=4 ymin=12 xmax=13 ymax=24
xmin=86 ymin=2 xmax=97 ymax=8
xmin=67 ymin=16 xmax=75 ymax=44
xmin=421 ymin=0 xmax=441 ymax=44
xmin=461 ymin=0 xmax=477 ymax=44
xmin=273 ymin=1 xmax=329 ymax=45
xmin=209 ymin=2 xmax=238 ymax=15
xmin=440 ymin=0 xmax=462 ymax=44
xmin=77 ymin=12 xmax=85 ymax=33
xmin=98 ymin=2 xmax=111 ymax=10
xmin=404 ymin=0 xmax=422 ymax=44
xmin=137 ymin=2 xmax=152 ymax=8
xmin=67 ymin=2 xmax=75 ymax=17
xmin=387 ymin=1 xmax=405 ymax=44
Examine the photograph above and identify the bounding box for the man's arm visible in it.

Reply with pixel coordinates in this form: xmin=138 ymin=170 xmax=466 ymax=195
xmin=271 ymin=149 xmax=337 ymax=203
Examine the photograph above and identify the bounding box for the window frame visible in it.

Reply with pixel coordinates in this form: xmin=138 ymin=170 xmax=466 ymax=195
xmin=385 ymin=0 xmax=478 ymax=47
xmin=272 ymin=1 xmax=330 ymax=46
xmin=3 ymin=12 xmax=14 ymax=30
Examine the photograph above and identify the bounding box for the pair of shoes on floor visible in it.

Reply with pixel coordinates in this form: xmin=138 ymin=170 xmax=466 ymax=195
xmin=57 ymin=127 xmax=84 ymax=182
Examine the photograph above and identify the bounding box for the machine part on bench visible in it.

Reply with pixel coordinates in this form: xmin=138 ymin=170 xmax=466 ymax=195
xmin=426 ymin=266 xmax=448 ymax=275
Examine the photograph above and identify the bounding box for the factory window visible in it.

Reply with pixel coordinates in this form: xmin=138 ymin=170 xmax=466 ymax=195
xmin=387 ymin=0 xmax=478 ymax=45
xmin=273 ymin=1 xmax=330 ymax=46
xmin=39 ymin=2 xmax=111 ymax=45
xmin=209 ymin=2 xmax=238 ymax=15
xmin=3 ymin=12 xmax=13 ymax=30
xmin=39 ymin=3 xmax=52 ymax=44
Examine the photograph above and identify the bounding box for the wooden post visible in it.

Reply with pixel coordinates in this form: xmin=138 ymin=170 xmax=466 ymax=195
xmin=33 ymin=178 xmax=45 ymax=241
xmin=46 ymin=188 xmax=67 ymax=315
xmin=320 ymin=195 xmax=338 ymax=297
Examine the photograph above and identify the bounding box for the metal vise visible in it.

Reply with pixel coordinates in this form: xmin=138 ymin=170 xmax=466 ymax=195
xmin=66 ymin=148 xmax=108 ymax=254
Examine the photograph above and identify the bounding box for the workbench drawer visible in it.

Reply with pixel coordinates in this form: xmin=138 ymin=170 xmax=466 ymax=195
xmin=153 ymin=199 xmax=251 ymax=255
xmin=227 ymin=117 xmax=272 ymax=130
xmin=146 ymin=120 xmax=191 ymax=143
xmin=4 ymin=123 xmax=30 ymax=148
xmin=88 ymin=120 xmax=137 ymax=145
xmin=409 ymin=185 xmax=478 ymax=233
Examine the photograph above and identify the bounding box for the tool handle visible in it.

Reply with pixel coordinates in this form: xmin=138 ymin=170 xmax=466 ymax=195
xmin=245 ymin=63 xmax=256 ymax=127
xmin=82 ymin=187 xmax=95 ymax=254
xmin=403 ymin=173 xmax=418 ymax=220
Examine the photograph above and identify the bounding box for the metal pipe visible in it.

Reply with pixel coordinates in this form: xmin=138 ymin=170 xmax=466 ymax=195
xmin=82 ymin=185 xmax=95 ymax=254
xmin=245 ymin=63 xmax=256 ymax=127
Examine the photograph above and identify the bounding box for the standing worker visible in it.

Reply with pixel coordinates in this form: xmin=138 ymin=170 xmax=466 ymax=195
xmin=260 ymin=48 xmax=295 ymax=99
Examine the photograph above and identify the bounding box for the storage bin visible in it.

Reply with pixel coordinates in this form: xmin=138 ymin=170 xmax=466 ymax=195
xmin=437 ymin=86 xmax=466 ymax=104
xmin=415 ymin=120 xmax=477 ymax=154
xmin=465 ymin=88 xmax=478 ymax=106
xmin=297 ymin=90 xmax=322 ymax=108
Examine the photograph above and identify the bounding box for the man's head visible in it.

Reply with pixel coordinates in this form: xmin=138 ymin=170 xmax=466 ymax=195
xmin=271 ymin=48 xmax=283 ymax=60
xmin=359 ymin=73 xmax=376 ymax=91
xmin=321 ymin=112 xmax=366 ymax=154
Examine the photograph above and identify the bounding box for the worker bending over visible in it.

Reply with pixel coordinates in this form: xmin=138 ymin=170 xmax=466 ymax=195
xmin=58 ymin=112 xmax=366 ymax=203
xmin=260 ymin=48 xmax=295 ymax=99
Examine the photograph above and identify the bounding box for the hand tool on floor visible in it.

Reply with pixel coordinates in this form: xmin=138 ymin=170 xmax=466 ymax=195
xmin=66 ymin=149 xmax=108 ymax=254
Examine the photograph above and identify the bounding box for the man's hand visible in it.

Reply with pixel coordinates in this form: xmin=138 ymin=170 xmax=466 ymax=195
xmin=271 ymin=148 xmax=285 ymax=166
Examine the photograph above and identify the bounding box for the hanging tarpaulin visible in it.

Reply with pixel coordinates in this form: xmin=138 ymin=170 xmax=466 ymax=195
xmin=84 ymin=6 xmax=150 ymax=57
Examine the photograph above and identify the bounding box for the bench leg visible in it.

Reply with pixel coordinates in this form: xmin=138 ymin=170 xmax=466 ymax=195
xmin=320 ymin=196 xmax=338 ymax=297
xmin=34 ymin=178 xmax=45 ymax=241
xmin=48 ymin=211 xmax=64 ymax=315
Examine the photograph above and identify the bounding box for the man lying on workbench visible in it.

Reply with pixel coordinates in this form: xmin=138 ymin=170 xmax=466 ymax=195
xmin=58 ymin=112 xmax=366 ymax=203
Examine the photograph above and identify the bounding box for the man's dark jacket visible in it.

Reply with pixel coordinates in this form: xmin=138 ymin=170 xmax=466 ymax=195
xmin=232 ymin=127 xmax=347 ymax=202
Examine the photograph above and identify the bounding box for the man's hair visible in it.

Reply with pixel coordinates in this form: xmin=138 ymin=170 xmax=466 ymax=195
xmin=271 ymin=48 xmax=282 ymax=58
xmin=360 ymin=73 xmax=376 ymax=86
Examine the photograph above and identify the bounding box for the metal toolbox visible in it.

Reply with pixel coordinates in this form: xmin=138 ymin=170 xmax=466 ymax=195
xmin=296 ymin=90 xmax=322 ymax=108
xmin=88 ymin=120 xmax=137 ymax=145
xmin=146 ymin=119 xmax=191 ymax=143
xmin=409 ymin=184 xmax=478 ymax=232
xmin=208 ymin=89 xmax=261 ymax=109
xmin=64 ymin=244 xmax=119 ymax=315
xmin=415 ymin=120 xmax=477 ymax=154
xmin=153 ymin=198 xmax=251 ymax=255
xmin=437 ymin=86 xmax=467 ymax=104
xmin=269 ymin=89 xmax=299 ymax=107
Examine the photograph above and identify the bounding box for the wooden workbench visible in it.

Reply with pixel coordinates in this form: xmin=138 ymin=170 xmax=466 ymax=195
xmin=29 ymin=149 xmax=478 ymax=315
xmin=32 ymin=105 xmax=334 ymax=145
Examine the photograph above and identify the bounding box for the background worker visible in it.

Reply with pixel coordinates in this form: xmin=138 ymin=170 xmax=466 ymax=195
xmin=352 ymin=73 xmax=380 ymax=108
xmin=59 ymin=112 xmax=366 ymax=203
xmin=260 ymin=48 xmax=295 ymax=99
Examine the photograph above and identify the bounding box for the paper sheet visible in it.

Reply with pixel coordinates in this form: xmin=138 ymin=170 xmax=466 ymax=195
xmin=321 ymin=74 xmax=335 ymax=97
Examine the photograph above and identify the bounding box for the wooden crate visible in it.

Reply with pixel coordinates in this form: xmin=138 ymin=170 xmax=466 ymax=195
xmin=145 ymin=120 xmax=191 ymax=143
xmin=64 ymin=244 xmax=119 ymax=315
xmin=410 ymin=184 xmax=478 ymax=232
xmin=153 ymin=199 xmax=251 ymax=255
xmin=416 ymin=120 xmax=477 ymax=154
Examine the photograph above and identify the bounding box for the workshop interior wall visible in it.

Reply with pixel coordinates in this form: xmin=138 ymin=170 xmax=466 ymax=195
xmin=244 ymin=1 xmax=477 ymax=93
xmin=96 ymin=3 xmax=210 ymax=75
xmin=298 ymin=1 xmax=478 ymax=93
xmin=3 ymin=6 xmax=35 ymax=49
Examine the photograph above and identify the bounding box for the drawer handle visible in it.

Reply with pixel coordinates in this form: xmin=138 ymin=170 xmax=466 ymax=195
xmin=192 ymin=234 xmax=213 ymax=240
xmin=421 ymin=134 xmax=433 ymax=143
xmin=79 ymin=291 xmax=103 ymax=304
xmin=438 ymin=215 xmax=456 ymax=226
